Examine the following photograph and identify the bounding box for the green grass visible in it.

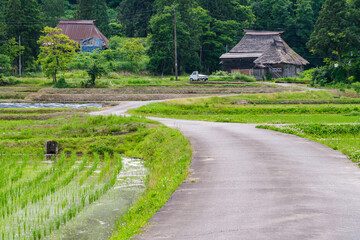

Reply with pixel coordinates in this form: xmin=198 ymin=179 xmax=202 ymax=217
xmin=129 ymin=91 xmax=360 ymax=124
xmin=0 ymin=113 xmax=192 ymax=240
xmin=258 ymin=124 xmax=360 ymax=164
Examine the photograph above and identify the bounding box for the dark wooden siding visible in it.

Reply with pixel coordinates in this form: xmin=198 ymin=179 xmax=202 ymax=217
xmin=222 ymin=58 xmax=257 ymax=73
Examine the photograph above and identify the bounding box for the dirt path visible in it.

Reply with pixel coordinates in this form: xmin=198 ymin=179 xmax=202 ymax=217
xmin=91 ymin=101 xmax=360 ymax=240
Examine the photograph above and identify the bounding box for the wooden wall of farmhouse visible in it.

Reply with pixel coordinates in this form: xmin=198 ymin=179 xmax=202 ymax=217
xmin=222 ymin=58 xmax=256 ymax=73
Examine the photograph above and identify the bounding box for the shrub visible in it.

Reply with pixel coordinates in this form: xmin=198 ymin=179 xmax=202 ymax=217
xmin=0 ymin=74 xmax=9 ymax=86
xmin=54 ymin=76 xmax=69 ymax=88
xmin=233 ymin=72 xmax=256 ymax=82
xmin=211 ymin=70 xmax=231 ymax=77
xmin=352 ymin=82 xmax=360 ymax=94
xmin=87 ymin=63 xmax=106 ymax=86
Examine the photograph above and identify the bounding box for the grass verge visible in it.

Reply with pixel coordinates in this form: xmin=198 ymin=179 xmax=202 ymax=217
xmin=257 ymin=124 xmax=360 ymax=165
xmin=0 ymin=113 xmax=192 ymax=240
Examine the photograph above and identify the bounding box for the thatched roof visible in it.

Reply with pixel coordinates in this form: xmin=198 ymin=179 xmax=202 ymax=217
xmin=220 ymin=30 xmax=308 ymax=66
xmin=56 ymin=20 xmax=108 ymax=45
xmin=254 ymin=39 xmax=309 ymax=66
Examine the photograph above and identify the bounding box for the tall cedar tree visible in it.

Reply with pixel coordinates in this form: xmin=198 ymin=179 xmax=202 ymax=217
xmin=0 ymin=0 xmax=7 ymax=38
xmin=308 ymin=0 xmax=354 ymax=61
xmin=40 ymin=0 xmax=65 ymax=27
xmin=149 ymin=0 xmax=201 ymax=74
xmin=293 ymin=0 xmax=318 ymax=66
xmin=76 ymin=0 xmax=110 ymax=36
xmin=117 ymin=0 xmax=154 ymax=37
xmin=5 ymin=0 xmax=43 ymax=71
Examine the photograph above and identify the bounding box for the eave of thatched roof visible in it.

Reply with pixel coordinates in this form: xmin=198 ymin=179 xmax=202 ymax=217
xmin=219 ymin=30 xmax=309 ymax=66
xmin=220 ymin=52 xmax=262 ymax=59
xmin=254 ymin=40 xmax=309 ymax=66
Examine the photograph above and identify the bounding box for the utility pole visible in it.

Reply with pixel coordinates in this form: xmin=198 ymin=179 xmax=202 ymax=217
xmin=174 ymin=6 xmax=178 ymax=81
xmin=19 ymin=36 xmax=21 ymax=77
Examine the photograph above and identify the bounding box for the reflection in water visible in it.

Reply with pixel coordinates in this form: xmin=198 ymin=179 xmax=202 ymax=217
xmin=46 ymin=158 xmax=147 ymax=240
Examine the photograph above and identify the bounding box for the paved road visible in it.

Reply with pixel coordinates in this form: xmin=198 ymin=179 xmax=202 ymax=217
xmin=92 ymin=102 xmax=360 ymax=240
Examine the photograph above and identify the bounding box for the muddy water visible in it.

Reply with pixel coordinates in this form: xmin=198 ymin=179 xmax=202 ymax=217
xmin=46 ymin=158 xmax=147 ymax=240
xmin=0 ymin=103 xmax=101 ymax=108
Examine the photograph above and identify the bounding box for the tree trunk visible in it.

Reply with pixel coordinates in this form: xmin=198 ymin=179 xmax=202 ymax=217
xmin=54 ymin=69 xmax=57 ymax=84
xmin=338 ymin=52 xmax=342 ymax=62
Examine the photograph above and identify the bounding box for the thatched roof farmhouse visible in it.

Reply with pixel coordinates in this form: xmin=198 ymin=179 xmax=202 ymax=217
xmin=220 ymin=30 xmax=309 ymax=79
xmin=56 ymin=20 xmax=108 ymax=52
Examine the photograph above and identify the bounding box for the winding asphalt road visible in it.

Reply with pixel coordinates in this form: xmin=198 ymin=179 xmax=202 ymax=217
xmin=92 ymin=102 xmax=360 ymax=240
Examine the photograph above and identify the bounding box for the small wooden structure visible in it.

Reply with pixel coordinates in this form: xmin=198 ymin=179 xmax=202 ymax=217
xmin=220 ymin=30 xmax=309 ymax=79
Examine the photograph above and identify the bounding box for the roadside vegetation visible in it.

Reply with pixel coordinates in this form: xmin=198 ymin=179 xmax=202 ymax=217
xmin=130 ymin=91 xmax=360 ymax=124
xmin=258 ymin=124 xmax=360 ymax=165
xmin=0 ymin=113 xmax=192 ymax=240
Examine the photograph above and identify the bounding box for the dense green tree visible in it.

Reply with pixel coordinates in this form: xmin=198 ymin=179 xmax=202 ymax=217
xmin=149 ymin=1 xmax=202 ymax=74
xmin=0 ymin=0 xmax=7 ymax=39
xmin=292 ymin=0 xmax=318 ymax=65
xmin=5 ymin=0 xmax=43 ymax=71
xmin=117 ymin=0 xmax=154 ymax=37
xmin=307 ymin=0 xmax=354 ymax=61
xmin=40 ymin=0 xmax=65 ymax=27
xmin=1 ymin=38 xmax=25 ymax=75
xmin=252 ymin=0 xmax=294 ymax=33
xmin=76 ymin=0 xmax=110 ymax=36
xmin=37 ymin=27 xmax=78 ymax=83
xmin=197 ymin=0 xmax=254 ymax=25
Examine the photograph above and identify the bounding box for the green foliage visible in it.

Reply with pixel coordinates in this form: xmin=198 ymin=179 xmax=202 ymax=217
xmin=86 ymin=62 xmax=106 ymax=86
xmin=41 ymin=0 xmax=65 ymax=27
xmin=307 ymin=0 xmax=355 ymax=61
xmin=5 ymin=0 xmax=43 ymax=70
xmin=54 ymin=75 xmax=69 ymax=88
xmin=117 ymin=0 xmax=154 ymax=37
xmin=76 ymin=0 xmax=110 ymax=36
xmin=258 ymin=123 xmax=360 ymax=163
xmin=0 ymin=38 xmax=25 ymax=75
xmin=37 ymin=27 xmax=78 ymax=83
xmin=233 ymin=72 xmax=256 ymax=82
xmin=120 ymin=39 xmax=146 ymax=67
xmin=310 ymin=64 xmax=347 ymax=86
xmin=352 ymin=82 xmax=360 ymax=94
xmin=0 ymin=55 xmax=11 ymax=74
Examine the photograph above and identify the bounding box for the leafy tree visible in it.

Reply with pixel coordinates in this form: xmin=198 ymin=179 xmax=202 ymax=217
xmin=120 ymin=38 xmax=145 ymax=66
xmin=147 ymin=6 xmax=175 ymax=74
xmin=307 ymin=0 xmax=354 ymax=61
xmin=37 ymin=27 xmax=78 ymax=83
xmin=0 ymin=55 xmax=11 ymax=74
xmin=87 ymin=62 xmax=106 ymax=86
xmin=1 ymin=38 xmax=25 ymax=75
xmin=76 ymin=0 xmax=110 ymax=36
xmin=117 ymin=0 xmax=154 ymax=37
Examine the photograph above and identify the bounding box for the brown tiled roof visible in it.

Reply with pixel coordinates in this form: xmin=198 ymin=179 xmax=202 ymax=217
xmin=220 ymin=30 xmax=309 ymax=66
xmin=56 ymin=19 xmax=108 ymax=45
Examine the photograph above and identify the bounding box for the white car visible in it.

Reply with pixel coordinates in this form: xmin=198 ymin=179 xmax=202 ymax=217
xmin=189 ymin=71 xmax=209 ymax=82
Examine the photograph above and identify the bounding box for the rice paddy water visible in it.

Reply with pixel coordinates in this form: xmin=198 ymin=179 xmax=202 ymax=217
xmin=0 ymin=152 xmax=147 ymax=240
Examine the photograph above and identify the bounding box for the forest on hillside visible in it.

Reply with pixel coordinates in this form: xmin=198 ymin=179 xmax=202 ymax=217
xmin=0 ymin=0 xmax=359 ymax=82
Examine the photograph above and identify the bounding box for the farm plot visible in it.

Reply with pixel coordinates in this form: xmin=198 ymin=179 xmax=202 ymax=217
xmin=0 ymin=152 xmax=123 ymax=240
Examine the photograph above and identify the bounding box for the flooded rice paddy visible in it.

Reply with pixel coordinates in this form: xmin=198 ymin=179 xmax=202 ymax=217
xmin=0 ymin=154 xmax=147 ymax=240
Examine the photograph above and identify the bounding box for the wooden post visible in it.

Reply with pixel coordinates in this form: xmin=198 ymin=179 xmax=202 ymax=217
xmin=174 ymin=6 xmax=178 ymax=81
xmin=45 ymin=141 xmax=58 ymax=160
